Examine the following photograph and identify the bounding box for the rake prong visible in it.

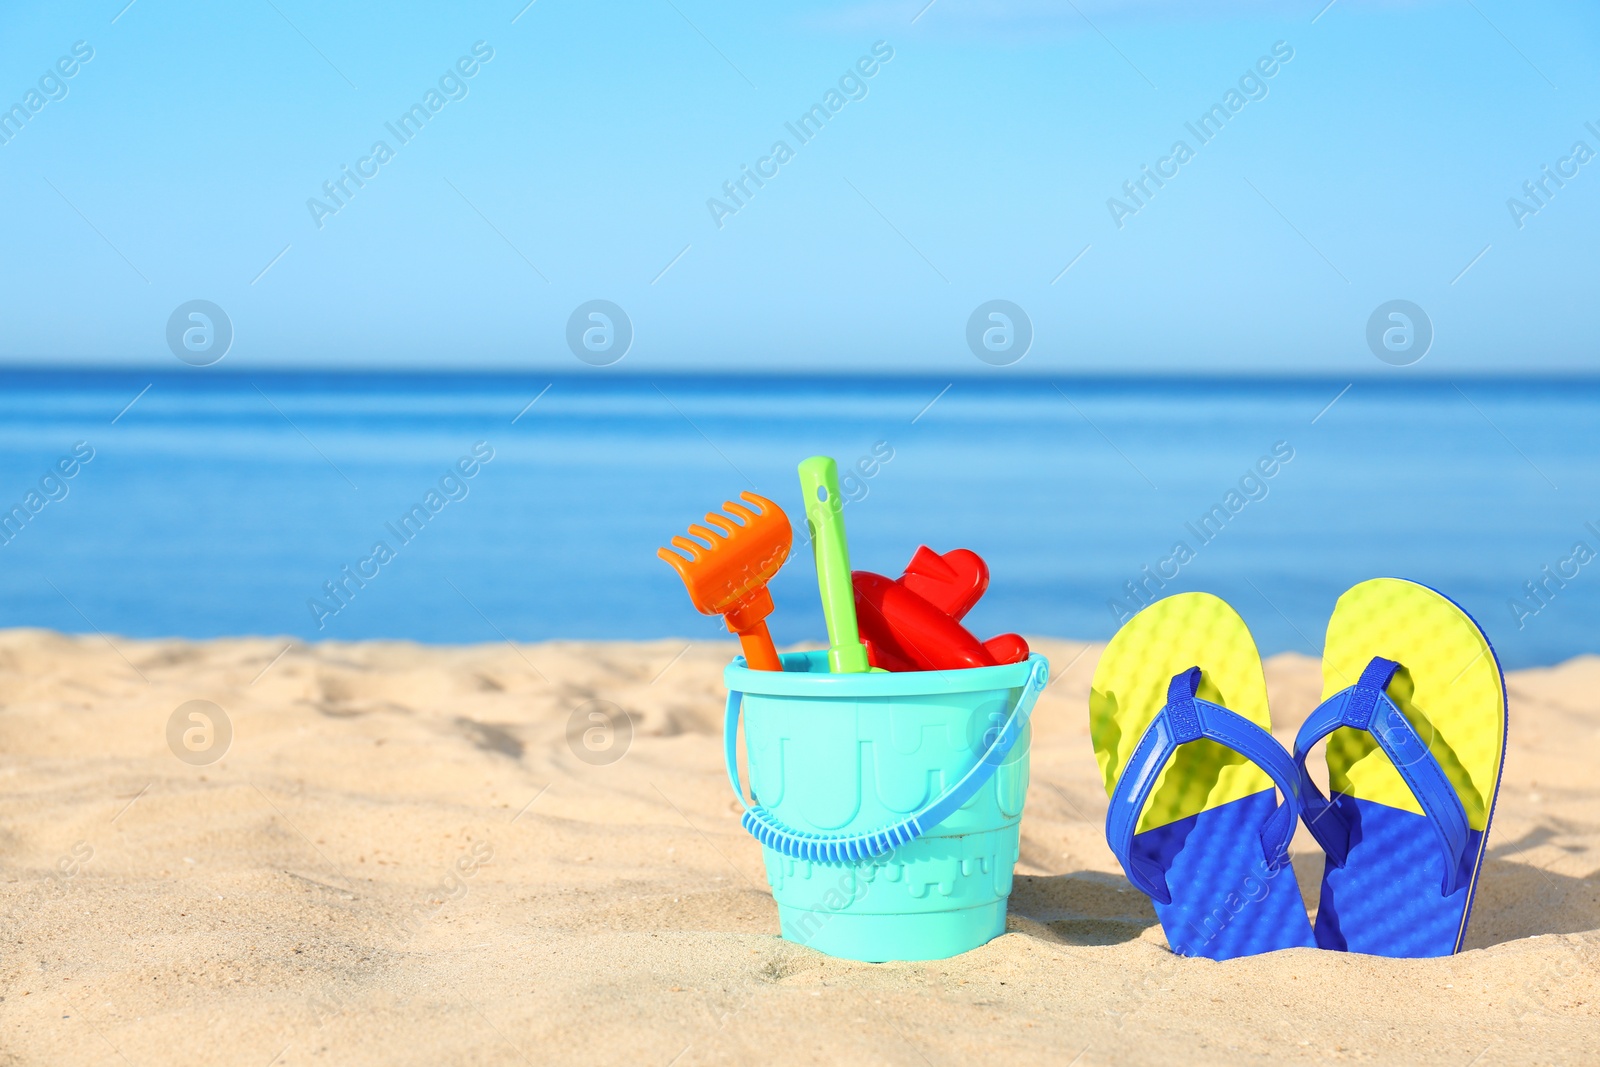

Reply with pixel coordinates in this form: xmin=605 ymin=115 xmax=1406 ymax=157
xmin=659 ymin=492 xmax=794 ymax=658
xmin=686 ymin=523 xmax=722 ymax=546
xmin=723 ymin=499 xmax=758 ymax=523
xmin=703 ymin=512 xmax=740 ymax=536
xmin=657 ymin=547 xmax=713 ymax=614
xmin=739 ymin=491 xmax=774 ymax=514
xmin=670 ymin=535 xmax=707 ymax=561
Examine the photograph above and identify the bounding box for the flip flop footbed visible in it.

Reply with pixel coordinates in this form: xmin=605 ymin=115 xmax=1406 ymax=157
xmin=1092 ymin=593 xmax=1272 ymax=832
xmin=1092 ymin=593 xmax=1315 ymax=960
xmin=1313 ymin=578 xmax=1507 ymax=956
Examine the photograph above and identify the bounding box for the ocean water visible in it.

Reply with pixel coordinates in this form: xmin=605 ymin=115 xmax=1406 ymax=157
xmin=1 ymin=369 xmax=1596 ymax=670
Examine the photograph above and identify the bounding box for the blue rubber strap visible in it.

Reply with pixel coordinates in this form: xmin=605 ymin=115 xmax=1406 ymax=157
xmin=1292 ymin=656 xmax=1468 ymax=896
xmin=723 ymin=655 xmax=1049 ymax=863
xmin=1105 ymin=667 xmax=1302 ymax=906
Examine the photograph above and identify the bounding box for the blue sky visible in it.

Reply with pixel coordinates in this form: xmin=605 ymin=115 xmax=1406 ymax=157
xmin=1 ymin=0 xmax=1596 ymax=372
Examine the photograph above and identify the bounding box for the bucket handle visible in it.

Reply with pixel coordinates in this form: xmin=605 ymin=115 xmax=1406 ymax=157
xmin=724 ymin=655 xmax=1049 ymax=863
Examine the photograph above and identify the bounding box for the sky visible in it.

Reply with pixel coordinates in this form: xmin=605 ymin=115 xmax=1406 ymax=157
xmin=1 ymin=0 xmax=1596 ymax=373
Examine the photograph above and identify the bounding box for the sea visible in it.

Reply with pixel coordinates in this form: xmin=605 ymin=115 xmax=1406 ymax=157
xmin=1 ymin=369 xmax=1596 ymax=670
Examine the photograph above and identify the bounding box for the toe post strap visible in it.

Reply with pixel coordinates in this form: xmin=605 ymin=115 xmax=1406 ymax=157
xmin=1106 ymin=667 xmax=1303 ymax=905
xmin=1293 ymin=656 xmax=1469 ymax=896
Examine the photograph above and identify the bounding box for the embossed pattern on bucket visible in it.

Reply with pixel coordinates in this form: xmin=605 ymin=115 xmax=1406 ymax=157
xmin=726 ymin=650 xmax=1045 ymax=962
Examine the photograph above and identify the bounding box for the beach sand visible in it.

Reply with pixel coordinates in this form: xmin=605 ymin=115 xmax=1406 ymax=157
xmin=1 ymin=631 xmax=1596 ymax=1065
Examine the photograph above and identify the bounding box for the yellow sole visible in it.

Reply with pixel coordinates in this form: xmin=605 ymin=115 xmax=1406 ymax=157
xmin=1090 ymin=592 xmax=1275 ymax=834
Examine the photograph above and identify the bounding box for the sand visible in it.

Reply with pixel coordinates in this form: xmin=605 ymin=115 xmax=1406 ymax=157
xmin=1 ymin=630 xmax=1596 ymax=1065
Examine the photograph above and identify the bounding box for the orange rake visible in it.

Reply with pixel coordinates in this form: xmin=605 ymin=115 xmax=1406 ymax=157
xmin=657 ymin=491 xmax=792 ymax=671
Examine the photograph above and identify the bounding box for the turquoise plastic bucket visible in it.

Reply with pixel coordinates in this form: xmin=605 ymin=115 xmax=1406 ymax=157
xmin=724 ymin=650 xmax=1049 ymax=962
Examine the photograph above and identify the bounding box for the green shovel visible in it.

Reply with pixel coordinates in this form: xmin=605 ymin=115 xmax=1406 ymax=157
xmin=797 ymin=456 xmax=872 ymax=673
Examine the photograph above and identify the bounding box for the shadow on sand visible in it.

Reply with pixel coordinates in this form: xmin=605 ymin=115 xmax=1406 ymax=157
xmin=1007 ymin=870 xmax=1159 ymax=947
xmin=1008 ymin=824 xmax=1597 ymax=953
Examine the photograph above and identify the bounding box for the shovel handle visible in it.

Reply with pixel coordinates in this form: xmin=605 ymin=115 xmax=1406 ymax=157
xmin=797 ymin=456 xmax=871 ymax=674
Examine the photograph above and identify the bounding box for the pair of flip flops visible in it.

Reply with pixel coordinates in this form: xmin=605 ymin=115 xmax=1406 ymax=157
xmin=1091 ymin=578 xmax=1507 ymax=961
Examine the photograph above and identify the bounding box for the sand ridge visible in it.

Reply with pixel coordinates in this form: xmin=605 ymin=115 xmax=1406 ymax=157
xmin=0 ymin=632 xmax=1596 ymax=1065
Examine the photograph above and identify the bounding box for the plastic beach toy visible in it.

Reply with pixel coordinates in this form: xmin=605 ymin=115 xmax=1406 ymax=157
xmin=726 ymin=649 xmax=1048 ymax=961
xmin=899 ymin=545 xmax=988 ymax=619
xmin=797 ymin=457 xmax=871 ymax=673
xmin=1090 ymin=593 xmax=1316 ymax=960
xmin=853 ymin=546 xmax=1029 ymax=671
xmin=657 ymin=491 xmax=792 ymax=671
xmin=1293 ymin=578 xmax=1506 ymax=957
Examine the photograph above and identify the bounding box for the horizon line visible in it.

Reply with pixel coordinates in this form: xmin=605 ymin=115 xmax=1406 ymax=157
xmin=3 ymin=364 xmax=1600 ymax=384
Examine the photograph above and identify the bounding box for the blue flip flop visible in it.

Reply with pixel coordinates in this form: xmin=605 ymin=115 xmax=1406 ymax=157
xmin=1091 ymin=593 xmax=1316 ymax=960
xmin=1294 ymin=578 xmax=1507 ymax=957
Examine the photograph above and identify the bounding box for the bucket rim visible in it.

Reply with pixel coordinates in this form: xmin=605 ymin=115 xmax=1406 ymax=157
xmin=725 ymin=649 xmax=1045 ymax=697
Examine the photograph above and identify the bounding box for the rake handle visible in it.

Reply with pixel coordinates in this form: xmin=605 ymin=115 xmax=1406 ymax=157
xmin=734 ymin=620 xmax=782 ymax=671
